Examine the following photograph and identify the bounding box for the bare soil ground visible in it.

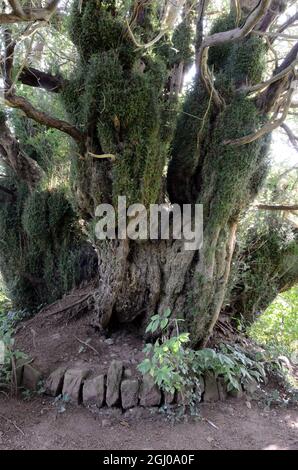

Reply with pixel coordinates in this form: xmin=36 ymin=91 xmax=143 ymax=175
xmin=1 ymin=303 xmax=296 ymax=450
xmin=0 ymin=395 xmax=297 ymax=450
xmin=14 ymin=309 xmax=145 ymax=379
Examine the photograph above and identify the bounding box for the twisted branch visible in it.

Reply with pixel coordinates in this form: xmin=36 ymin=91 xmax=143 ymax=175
xmin=0 ymin=0 xmax=60 ymax=24
xmin=197 ymin=0 xmax=271 ymax=108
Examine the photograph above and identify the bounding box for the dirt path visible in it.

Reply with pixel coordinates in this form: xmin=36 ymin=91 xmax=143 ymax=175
xmin=0 ymin=396 xmax=297 ymax=450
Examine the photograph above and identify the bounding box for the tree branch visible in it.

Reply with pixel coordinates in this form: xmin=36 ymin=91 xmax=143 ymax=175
xmin=241 ymin=53 xmax=298 ymax=94
xmin=7 ymin=1 xmax=25 ymax=18
xmin=260 ymin=41 xmax=298 ymax=113
xmin=195 ymin=0 xmax=209 ymax=65
xmin=281 ymin=123 xmax=298 ymax=152
xmin=0 ymin=116 xmax=44 ymax=190
xmin=126 ymin=0 xmax=187 ymax=49
xmin=257 ymin=204 xmax=298 ymax=211
xmin=257 ymin=0 xmax=287 ymax=33
xmin=5 ymin=93 xmax=84 ymax=143
xmin=18 ymin=66 xmax=66 ymax=93
xmin=197 ymin=0 xmax=271 ymax=107
xmin=273 ymin=10 xmax=298 ymax=38
xmin=1 ymin=29 xmax=84 ymax=145
xmin=224 ymin=86 xmax=294 ymax=145
xmin=0 ymin=0 xmax=61 ymax=24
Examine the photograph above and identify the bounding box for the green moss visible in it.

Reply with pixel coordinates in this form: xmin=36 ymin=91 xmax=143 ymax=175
xmin=208 ymin=12 xmax=266 ymax=88
xmin=227 ymin=36 xmax=266 ymax=86
xmin=62 ymin=0 xmax=194 ymax=209
xmin=208 ymin=13 xmax=238 ymax=72
xmin=200 ymin=95 xmax=268 ymax=229
xmin=233 ymin=219 xmax=298 ymax=322
xmin=0 ymin=181 xmax=97 ymax=310
xmin=167 ymin=80 xmax=213 ymax=203
xmin=68 ymin=0 xmax=135 ymax=66
xmin=168 ymin=10 xmax=268 ymax=207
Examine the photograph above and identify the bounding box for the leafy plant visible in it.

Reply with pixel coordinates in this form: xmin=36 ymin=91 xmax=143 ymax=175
xmin=194 ymin=344 xmax=266 ymax=392
xmin=138 ymin=309 xmax=201 ymax=413
xmin=249 ymin=286 xmax=298 ymax=361
xmin=0 ymin=290 xmax=28 ymax=393
xmin=138 ymin=310 xmax=268 ymax=414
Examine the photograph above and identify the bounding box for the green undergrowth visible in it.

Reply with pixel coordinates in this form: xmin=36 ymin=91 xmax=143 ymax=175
xmin=138 ymin=310 xmax=275 ymax=414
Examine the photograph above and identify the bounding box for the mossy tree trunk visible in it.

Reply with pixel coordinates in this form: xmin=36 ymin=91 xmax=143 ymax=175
xmin=1 ymin=0 xmax=296 ymax=345
xmin=224 ymin=218 xmax=298 ymax=325
xmin=61 ymin=1 xmax=276 ymax=345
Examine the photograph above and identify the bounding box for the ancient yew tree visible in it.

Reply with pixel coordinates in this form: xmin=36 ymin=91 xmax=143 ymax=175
xmin=0 ymin=0 xmax=297 ymax=345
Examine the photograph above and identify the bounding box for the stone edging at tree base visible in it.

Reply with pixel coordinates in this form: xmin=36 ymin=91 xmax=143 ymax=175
xmin=14 ymin=359 xmax=260 ymax=409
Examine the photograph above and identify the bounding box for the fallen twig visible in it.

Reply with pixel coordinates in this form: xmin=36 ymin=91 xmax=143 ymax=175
xmin=203 ymin=418 xmax=219 ymax=430
xmin=0 ymin=413 xmax=25 ymax=436
xmin=74 ymin=336 xmax=100 ymax=356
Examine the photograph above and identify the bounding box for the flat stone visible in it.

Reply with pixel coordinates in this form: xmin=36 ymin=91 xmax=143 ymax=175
xmin=105 ymin=338 xmax=114 ymax=345
xmin=45 ymin=367 xmax=67 ymax=397
xmin=217 ymin=377 xmax=228 ymax=401
xmin=199 ymin=375 xmax=205 ymax=394
xmin=123 ymin=368 xmax=133 ymax=379
xmin=15 ymin=358 xmax=28 ymax=387
xmin=176 ymin=391 xmax=183 ymax=405
xmin=204 ymin=373 xmax=219 ymax=402
xmin=164 ymin=391 xmax=175 ymax=405
xmin=106 ymin=360 xmax=123 ymax=407
xmin=139 ymin=375 xmax=161 ymax=407
xmin=121 ymin=379 xmax=139 ymax=409
xmin=62 ymin=368 xmax=90 ymax=404
xmin=22 ymin=364 xmax=42 ymax=391
xmin=83 ymin=375 xmax=105 ymax=407
xmin=229 ymin=387 xmax=244 ymax=399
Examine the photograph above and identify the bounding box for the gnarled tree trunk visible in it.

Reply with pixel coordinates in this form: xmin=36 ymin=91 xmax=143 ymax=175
xmin=1 ymin=0 xmax=296 ymax=346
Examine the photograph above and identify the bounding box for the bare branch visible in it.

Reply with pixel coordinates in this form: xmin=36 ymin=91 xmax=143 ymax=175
xmin=7 ymin=1 xmax=25 ymax=17
xmin=273 ymin=11 xmax=298 ymax=38
xmin=18 ymin=66 xmax=66 ymax=93
xmin=241 ymin=55 xmax=298 ymax=94
xmin=257 ymin=204 xmax=298 ymax=211
xmin=1 ymin=28 xmax=84 ymax=145
xmin=0 ymin=116 xmax=44 ymax=189
xmin=126 ymin=0 xmax=187 ymax=49
xmin=257 ymin=0 xmax=287 ymax=33
xmin=5 ymin=93 xmax=84 ymax=143
xmin=0 ymin=0 xmax=61 ymax=24
xmin=195 ymin=0 xmax=210 ymax=60
xmin=260 ymin=41 xmax=298 ymax=112
xmin=281 ymin=123 xmax=298 ymax=152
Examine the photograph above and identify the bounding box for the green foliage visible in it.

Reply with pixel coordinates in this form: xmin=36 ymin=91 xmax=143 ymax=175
xmin=139 ymin=308 xmax=192 ymax=394
xmin=168 ymin=11 xmax=268 ymax=207
xmin=230 ymin=214 xmax=298 ymax=325
xmin=208 ymin=12 xmax=238 ymax=72
xmin=139 ymin=311 xmax=267 ymax=411
xmin=227 ymin=36 xmax=266 ymax=86
xmin=196 ymin=344 xmax=266 ymax=392
xmin=0 ymin=182 xmax=96 ymax=310
xmin=138 ymin=309 xmax=201 ymax=413
xmin=63 ymin=0 xmax=194 ymax=208
xmin=0 ymin=297 xmax=28 ymax=390
xmin=208 ymin=13 xmax=266 ymax=87
xmin=249 ymin=286 xmax=298 ymax=359
xmin=68 ymin=0 xmax=135 ymax=66
xmin=202 ymin=95 xmax=269 ymax=228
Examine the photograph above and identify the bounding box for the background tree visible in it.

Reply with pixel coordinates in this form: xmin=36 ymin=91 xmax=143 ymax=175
xmin=0 ymin=0 xmax=297 ymax=345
